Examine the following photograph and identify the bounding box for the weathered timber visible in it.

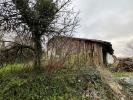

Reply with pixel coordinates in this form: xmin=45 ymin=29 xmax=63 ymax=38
xmin=47 ymin=36 xmax=114 ymax=67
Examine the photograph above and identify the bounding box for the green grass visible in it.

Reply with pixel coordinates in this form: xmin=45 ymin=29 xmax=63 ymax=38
xmin=0 ymin=64 xmax=25 ymax=74
xmin=113 ymin=72 xmax=133 ymax=77
xmin=0 ymin=66 xmax=118 ymax=100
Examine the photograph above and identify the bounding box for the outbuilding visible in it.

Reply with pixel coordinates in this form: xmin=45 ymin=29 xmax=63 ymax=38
xmin=47 ymin=36 xmax=114 ymax=66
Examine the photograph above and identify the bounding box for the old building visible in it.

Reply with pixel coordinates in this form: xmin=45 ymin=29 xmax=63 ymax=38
xmin=47 ymin=36 xmax=114 ymax=66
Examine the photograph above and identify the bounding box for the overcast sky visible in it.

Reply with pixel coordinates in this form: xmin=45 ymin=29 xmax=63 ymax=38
xmin=72 ymin=0 xmax=133 ymax=57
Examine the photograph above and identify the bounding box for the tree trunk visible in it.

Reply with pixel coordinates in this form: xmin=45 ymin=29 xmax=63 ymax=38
xmin=33 ymin=35 xmax=42 ymax=69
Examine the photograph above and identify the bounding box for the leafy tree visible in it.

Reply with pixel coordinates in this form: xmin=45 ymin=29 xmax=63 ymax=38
xmin=0 ymin=0 xmax=79 ymax=68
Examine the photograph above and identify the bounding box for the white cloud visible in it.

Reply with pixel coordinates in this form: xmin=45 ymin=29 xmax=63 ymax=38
xmin=72 ymin=0 xmax=133 ymax=57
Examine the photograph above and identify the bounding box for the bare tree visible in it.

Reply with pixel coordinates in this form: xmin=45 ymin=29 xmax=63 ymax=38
xmin=0 ymin=0 xmax=79 ymax=68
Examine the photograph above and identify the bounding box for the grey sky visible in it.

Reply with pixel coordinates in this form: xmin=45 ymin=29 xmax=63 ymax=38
xmin=72 ymin=0 xmax=133 ymax=57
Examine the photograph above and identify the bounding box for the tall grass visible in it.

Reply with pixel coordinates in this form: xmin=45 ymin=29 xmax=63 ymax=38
xmin=0 ymin=63 xmax=32 ymax=75
xmin=113 ymin=71 xmax=133 ymax=77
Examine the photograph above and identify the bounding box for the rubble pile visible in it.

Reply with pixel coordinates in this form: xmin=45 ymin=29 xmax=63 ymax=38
xmin=116 ymin=58 xmax=133 ymax=72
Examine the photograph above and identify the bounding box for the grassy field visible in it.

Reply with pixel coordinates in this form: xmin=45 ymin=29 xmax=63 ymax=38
xmin=113 ymin=71 xmax=133 ymax=77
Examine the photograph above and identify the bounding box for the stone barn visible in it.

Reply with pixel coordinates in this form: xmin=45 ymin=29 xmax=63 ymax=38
xmin=47 ymin=36 xmax=114 ymax=66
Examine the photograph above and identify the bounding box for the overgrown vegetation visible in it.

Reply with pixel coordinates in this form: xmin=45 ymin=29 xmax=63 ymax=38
xmin=113 ymin=72 xmax=133 ymax=77
xmin=118 ymin=79 xmax=133 ymax=99
xmin=0 ymin=64 xmax=119 ymax=100
xmin=0 ymin=48 xmax=132 ymax=100
xmin=0 ymin=52 xmax=131 ymax=99
xmin=108 ymin=64 xmax=133 ymax=100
